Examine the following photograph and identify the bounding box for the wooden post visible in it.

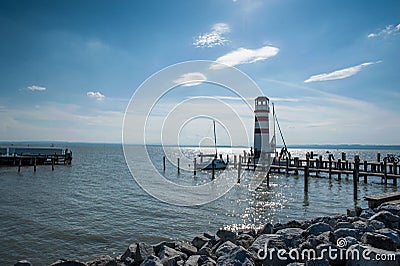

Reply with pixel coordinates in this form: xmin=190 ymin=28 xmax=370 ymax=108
xmin=18 ymin=157 xmax=21 ymax=173
xmin=393 ymin=162 xmax=397 ymax=186
xmin=212 ymin=159 xmax=215 ymax=180
xmin=34 ymin=157 xmax=37 ymax=172
xmin=266 ymin=172 xmax=270 ymax=187
xmin=383 ymin=160 xmax=387 ymax=185
xmin=337 ymin=159 xmax=341 ymax=180
xmin=193 ymin=158 xmax=197 ymax=176
xmin=328 ymin=154 xmax=332 ymax=179
xmin=304 ymin=157 xmax=309 ymax=193
xmin=278 ymin=157 xmax=281 ymax=173
xmin=285 ymin=157 xmax=289 ymax=175
xmin=353 ymin=156 xmax=360 ymax=200
xmin=238 ymin=156 xmax=242 ymax=183
xmin=13 ymin=154 xmax=16 ymax=166
xmin=52 ymin=156 xmax=55 ymax=171
xmin=294 ymin=157 xmax=299 ymax=175
xmin=177 ymin=158 xmax=180 ymax=175
xmin=345 ymin=160 xmax=349 ymax=178
xmin=163 ymin=156 xmax=166 ymax=172
xmin=377 ymin=153 xmax=381 ymax=162
xmin=234 ymin=155 xmax=237 ymax=169
xmin=363 ymin=160 xmax=368 ymax=184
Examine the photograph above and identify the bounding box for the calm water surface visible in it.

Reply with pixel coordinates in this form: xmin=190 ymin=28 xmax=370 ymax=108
xmin=0 ymin=145 xmax=398 ymax=265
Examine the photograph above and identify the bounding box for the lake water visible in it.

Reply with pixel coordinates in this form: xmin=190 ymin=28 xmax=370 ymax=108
xmin=0 ymin=144 xmax=398 ymax=265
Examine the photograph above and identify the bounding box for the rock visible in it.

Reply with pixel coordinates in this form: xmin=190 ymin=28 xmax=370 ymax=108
xmin=300 ymin=220 xmax=313 ymax=230
xmin=50 ymin=260 xmax=87 ymax=266
xmin=236 ymin=233 xmax=255 ymax=249
xmin=334 ymin=221 xmax=354 ymax=230
xmin=315 ymin=231 xmax=335 ymax=245
xmin=191 ymin=235 xmax=209 ymax=249
xmin=184 ymin=255 xmax=200 ymax=266
xmin=346 ymin=244 xmax=400 ymax=266
xmin=316 ymin=243 xmax=344 ymax=265
xmin=369 ymin=210 xmax=400 ymax=229
xmin=197 ymin=255 xmax=216 ymax=266
xmin=159 ymin=246 xmax=187 ymax=266
xmin=238 ymin=229 xmax=256 ymax=237
xmin=361 ymin=232 xmax=397 ymax=251
xmin=86 ymin=255 xmax=116 ymax=266
xmin=216 ymin=246 xmax=254 ymax=266
xmin=153 ymin=241 xmax=176 ymax=255
xmin=259 ymin=223 xmax=273 ymax=235
xmin=377 ymin=202 xmax=400 ymax=216
xmin=347 ymin=208 xmax=357 ymax=217
xmin=306 ymin=222 xmax=332 ymax=236
xmin=276 ymin=228 xmax=306 ymax=248
xmin=185 ymin=255 xmax=216 ymax=266
xmin=333 ymin=228 xmax=361 ymax=241
xmin=375 ymin=228 xmax=400 ymax=248
xmin=248 ymin=234 xmax=287 ymax=266
xmin=305 ymin=259 xmax=329 ymax=266
xmin=121 ymin=242 xmax=155 ymax=264
xmin=215 ymin=241 xmax=237 ymax=257
xmin=287 ymin=263 xmax=305 ymax=266
xmin=14 ymin=260 xmax=32 ymax=266
xmin=369 ymin=219 xmax=385 ymax=230
xmin=216 ymin=229 xmax=236 ymax=242
xmin=352 ymin=220 xmax=374 ymax=234
xmin=203 ymin=232 xmax=215 ymax=240
xmin=343 ymin=236 xmax=358 ymax=247
xmin=273 ymin=222 xmax=285 ymax=233
xmin=175 ymin=242 xmax=197 ymax=256
xmin=140 ymin=255 xmax=163 ymax=266
xmin=360 ymin=208 xmax=376 ymax=219
xmin=284 ymin=220 xmax=303 ymax=228
xmin=197 ymin=245 xmax=214 ymax=259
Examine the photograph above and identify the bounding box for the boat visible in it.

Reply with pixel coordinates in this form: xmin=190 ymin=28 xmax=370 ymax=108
xmin=197 ymin=120 xmax=228 ymax=170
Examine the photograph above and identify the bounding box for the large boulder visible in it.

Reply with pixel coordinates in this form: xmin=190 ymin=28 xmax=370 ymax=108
xmin=121 ymin=242 xmax=155 ymax=265
xmin=276 ymin=228 xmax=306 ymax=248
xmin=185 ymin=255 xmax=216 ymax=266
xmin=248 ymin=234 xmax=288 ymax=266
xmin=369 ymin=211 xmax=400 ymax=229
xmin=50 ymin=260 xmax=87 ymax=266
xmin=352 ymin=221 xmax=374 ymax=233
xmin=215 ymin=241 xmax=237 ymax=257
xmin=191 ymin=235 xmax=210 ymax=249
xmin=375 ymin=228 xmax=400 ymax=248
xmin=175 ymin=241 xmax=197 ymax=257
xmin=216 ymin=246 xmax=254 ymax=266
xmin=86 ymin=255 xmax=117 ymax=266
xmin=377 ymin=202 xmax=400 ymax=216
xmin=333 ymin=228 xmax=362 ymax=241
xmin=306 ymin=223 xmax=332 ymax=236
xmin=158 ymin=246 xmax=187 ymax=266
xmin=359 ymin=209 xmax=376 ymax=219
xmin=153 ymin=241 xmax=176 ymax=256
xmin=259 ymin=223 xmax=273 ymax=235
xmin=334 ymin=222 xmax=354 ymax=230
xmin=368 ymin=219 xmax=385 ymax=230
xmin=140 ymin=255 xmax=163 ymax=266
xmin=361 ymin=232 xmax=397 ymax=251
xmin=216 ymin=229 xmax=236 ymax=243
xmin=236 ymin=233 xmax=255 ymax=249
xmin=14 ymin=261 xmax=32 ymax=266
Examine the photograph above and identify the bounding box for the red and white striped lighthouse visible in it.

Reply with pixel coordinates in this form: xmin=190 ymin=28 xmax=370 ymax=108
xmin=254 ymin=96 xmax=270 ymax=161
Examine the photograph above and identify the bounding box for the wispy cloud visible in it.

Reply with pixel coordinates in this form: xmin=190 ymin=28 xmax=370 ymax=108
xmin=173 ymin=72 xmax=207 ymax=87
xmin=211 ymin=45 xmax=279 ymax=69
xmin=87 ymin=91 xmax=105 ymax=101
xmin=368 ymin=23 xmax=400 ymax=38
xmin=193 ymin=23 xmax=230 ymax=48
xmin=304 ymin=61 xmax=381 ymax=83
xmin=27 ymin=85 xmax=46 ymax=91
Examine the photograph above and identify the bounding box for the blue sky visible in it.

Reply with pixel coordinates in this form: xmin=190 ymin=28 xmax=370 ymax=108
xmin=0 ymin=0 xmax=399 ymax=145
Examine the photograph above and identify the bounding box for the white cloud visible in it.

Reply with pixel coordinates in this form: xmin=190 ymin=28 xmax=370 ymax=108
xmin=304 ymin=61 xmax=381 ymax=83
xmin=27 ymin=85 xmax=46 ymax=91
xmin=173 ymin=72 xmax=207 ymax=87
xmin=87 ymin=91 xmax=105 ymax=101
xmin=193 ymin=23 xmax=230 ymax=48
xmin=368 ymin=23 xmax=400 ymax=38
xmin=211 ymin=45 xmax=279 ymax=69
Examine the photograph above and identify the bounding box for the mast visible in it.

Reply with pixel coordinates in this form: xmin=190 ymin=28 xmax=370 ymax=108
xmin=273 ymin=103 xmax=277 ymax=155
xmin=213 ymin=120 xmax=217 ymax=158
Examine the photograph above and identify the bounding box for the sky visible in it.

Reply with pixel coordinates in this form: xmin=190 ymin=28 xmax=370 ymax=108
xmin=0 ymin=0 xmax=399 ymax=145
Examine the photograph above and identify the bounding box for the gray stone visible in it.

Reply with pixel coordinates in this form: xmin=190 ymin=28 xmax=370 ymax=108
xmin=352 ymin=220 xmax=374 ymax=234
xmin=121 ymin=242 xmax=155 ymax=264
xmin=343 ymin=236 xmax=358 ymax=247
xmin=248 ymin=234 xmax=287 ymax=266
xmin=236 ymin=233 xmax=255 ymax=249
xmin=215 ymin=241 xmax=237 ymax=257
xmin=377 ymin=202 xmax=400 ymax=216
xmin=14 ymin=261 xmax=32 ymax=266
xmin=184 ymin=255 xmax=200 ymax=266
xmin=361 ymin=232 xmax=397 ymax=251
xmin=306 ymin=222 xmax=332 ymax=236
xmin=216 ymin=229 xmax=236 ymax=242
xmin=333 ymin=228 xmax=361 ymax=241
xmin=334 ymin=221 xmax=354 ymax=230
xmin=375 ymin=228 xmax=400 ymax=248
xmin=191 ymin=235 xmax=209 ymax=249
xmin=305 ymin=259 xmax=329 ymax=266
xmin=175 ymin=242 xmax=197 ymax=256
xmin=203 ymin=232 xmax=215 ymax=240
xmin=259 ymin=223 xmax=273 ymax=235
xmin=369 ymin=210 xmax=400 ymax=229
xmin=284 ymin=220 xmax=303 ymax=228
xmin=276 ymin=228 xmax=305 ymax=248
xmin=50 ymin=260 xmax=87 ymax=266
xmin=216 ymin=246 xmax=254 ymax=266
xmin=369 ymin=219 xmax=385 ymax=230
xmin=315 ymin=231 xmax=335 ymax=245
xmin=287 ymin=263 xmax=305 ymax=266
xmin=346 ymin=244 xmax=400 ymax=266
xmin=86 ymin=255 xmax=116 ymax=266
xmin=360 ymin=208 xmax=376 ymax=219
xmin=273 ymin=222 xmax=285 ymax=233
xmin=316 ymin=243 xmax=344 ymax=265
xmin=159 ymin=246 xmax=187 ymax=266
xmin=140 ymin=255 xmax=163 ymax=266
xmin=153 ymin=241 xmax=176 ymax=255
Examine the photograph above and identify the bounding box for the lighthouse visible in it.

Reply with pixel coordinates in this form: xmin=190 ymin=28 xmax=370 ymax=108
xmin=254 ymin=96 xmax=271 ymax=162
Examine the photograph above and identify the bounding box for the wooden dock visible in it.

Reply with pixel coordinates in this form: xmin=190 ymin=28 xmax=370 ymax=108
xmin=365 ymin=192 xmax=400 ymax=209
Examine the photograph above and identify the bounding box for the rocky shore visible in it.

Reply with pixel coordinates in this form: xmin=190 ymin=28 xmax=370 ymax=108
xmin=15 ymin=202 xmax=400 ymax=266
